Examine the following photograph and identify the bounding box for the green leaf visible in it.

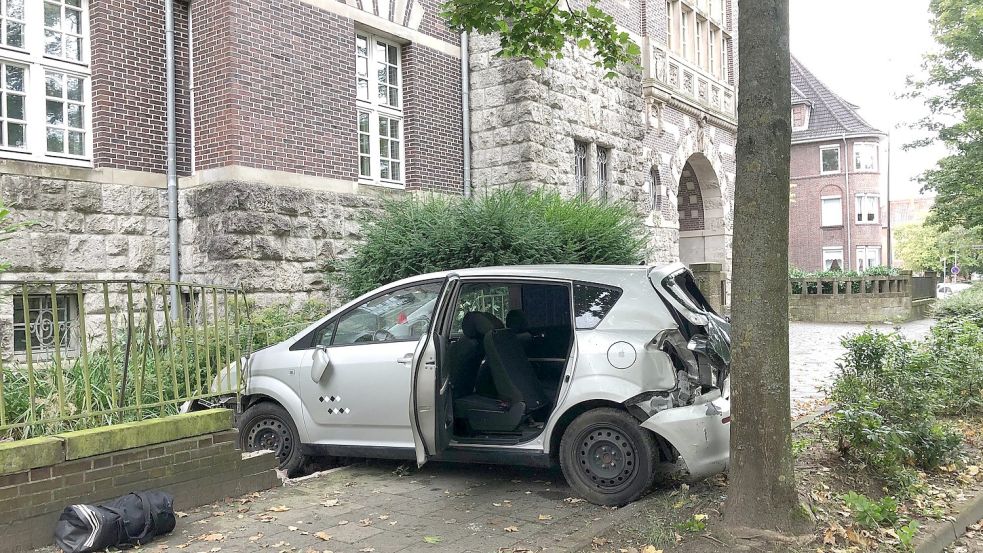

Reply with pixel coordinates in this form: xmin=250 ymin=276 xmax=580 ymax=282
xmin=577 ymin=38 xmax=591 ymax=49
xmin=423 ymin=536 xmax=442 ymax=544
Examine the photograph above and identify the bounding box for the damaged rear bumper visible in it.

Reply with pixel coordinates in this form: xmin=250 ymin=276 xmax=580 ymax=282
xmin=640 ymin=392 xmax=730 ymax=480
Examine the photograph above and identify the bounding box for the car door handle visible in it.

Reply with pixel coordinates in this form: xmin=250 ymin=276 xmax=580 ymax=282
xmin=396 ymin=354 xmax=414 ymax=366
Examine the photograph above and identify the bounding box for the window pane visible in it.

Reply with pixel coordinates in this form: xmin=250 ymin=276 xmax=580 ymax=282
xmin=379 ymin=116 xmax=388 ymax=136
xmin=8 ymin=0 xmax=25 ymax=18
xmin=66 ymin=36 xmax=81 ymax=60
xmin=7 ymin=94 xmax=25 ymax=119
xmin=387 ymin=45 xmax=398 ymax=63
xmin=66 ymin=8 xmax=81 ymax=33
xmin=821 ymin=148 xmax=839 ymax=172
xmin=66 ymin=0 xmax=81 ymax=7
xmin=6 ymin=66 xmax=25 ymax=91
xmin=44 ymin=2 xmax=61 ymax=29
xmin=68 ymin=130 xmax=84 ymax=155
xmin=46 ymin=100 xmax=63 ymax=124
xmin=332 ymin=283 xmax=441 ymax=346
xmin=389 ymin=119 xmax=399 ymax=138
xmin=356 ymin=35 xmax=368 ymax=56
xmin=356 ymin=57 xmax=368 ymax=78
xmin=388 ymin=87 xmax=398 ymax=107
xmin=390 ymin=140 xmax=399 ymax=159
xmin=6 ymin=21 xmax=24 ymax=48
xmin=45 ymin=30 xmax=62 ymax=56
xmin=46 ymin=73 xmax=63 ymax=97
xmin=359 ymin=133 xmax=369 ymax=155
xmin=379 ymin=159 xmax=390 ymax=179
xmin=67 ymin=76 xmax=83 ymax=101
xmin=574 ymin=284 xmax=623 ymax=329
xmin=357 ymin=111 xmax=369 ymax=132
xmin=7 ymin=122 xmax=25 ymax=147
xmin=388 ymin=66 xmax=398 ymax=86
xmin=67 ymin=104 xmax=83 ymax=127
xmin=357 ymin=79 xmax=368 ymax=100
xmin=47 ymin=127 xmax=65 ymax=152
xmin=391 ymin=161 xmax=400 ymax=180
xmin=360 ymin=156 xmax=370 ymax=176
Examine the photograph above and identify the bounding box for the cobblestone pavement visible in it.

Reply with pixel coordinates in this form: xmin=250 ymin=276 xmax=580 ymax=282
xmin=37 ymin=462 xmax=638 ymax=553
xmin=789 ymin=319 xmax=934 ymax=416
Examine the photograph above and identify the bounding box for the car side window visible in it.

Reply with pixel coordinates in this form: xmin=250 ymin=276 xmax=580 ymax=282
xmin=330 ymin=283 xmax=442 ymax=346
xmin=450 ymin=284 xmax=512 ymax=334
xmin=573 ymin=283 xmax=623 ymax=329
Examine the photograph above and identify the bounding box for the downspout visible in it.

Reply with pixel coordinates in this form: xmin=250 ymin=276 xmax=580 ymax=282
xmin=461 ymin=32 xmax=472 ymax=198
xmin=885 ymin=133 xmax=892 ymax=267
xmin=165 ymin=0 xmax=179 ymax=309
xmin=842 ymin=134 xmax=851 ymax=270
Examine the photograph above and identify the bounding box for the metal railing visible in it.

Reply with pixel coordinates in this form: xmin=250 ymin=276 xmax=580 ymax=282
xmin=0 ymin=280 xmax=249 ymax=440
xmin=911 ymin=276 xmax=938 ymax=301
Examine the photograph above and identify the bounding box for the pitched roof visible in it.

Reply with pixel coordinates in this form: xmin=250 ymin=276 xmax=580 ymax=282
xmin=790 ymin=56 xmax=882 ymax=142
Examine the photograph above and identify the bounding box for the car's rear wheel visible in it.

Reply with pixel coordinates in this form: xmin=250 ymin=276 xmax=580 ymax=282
xmin=559 ymin=408 xmax=658 ymax=506
xmin=238 ymin=402 xmax=306 ymax=476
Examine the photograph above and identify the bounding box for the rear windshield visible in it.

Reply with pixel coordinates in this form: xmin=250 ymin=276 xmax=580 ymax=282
xmin=665 ymin=270 xmax=717 ymax=316
xmin=573 ymin=283 xmax=623 ymax=329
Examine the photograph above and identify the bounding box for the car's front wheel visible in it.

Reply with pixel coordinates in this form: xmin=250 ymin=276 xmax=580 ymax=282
xmin=238 ymin=402 xmax=306 ymax=476
xmin=559 ymin=408 xmax=658 ymax=506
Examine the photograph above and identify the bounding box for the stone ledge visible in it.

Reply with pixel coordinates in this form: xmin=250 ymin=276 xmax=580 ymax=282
xmin=56 ymin=409 xmax=233 ymax=460
xmin=0 ymin=437 xmax=65 ymax=476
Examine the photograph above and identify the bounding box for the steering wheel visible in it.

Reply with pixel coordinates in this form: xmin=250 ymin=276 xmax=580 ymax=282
xmin=373 ymin=329 xmax=397 ymax=342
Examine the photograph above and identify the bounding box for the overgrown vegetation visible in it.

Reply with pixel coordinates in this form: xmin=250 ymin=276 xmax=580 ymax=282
xmin=933 ymin=282 xmax=983 ymax=323
xmin=336 ymin=187 xmax=649 ymax=299
xmin=829 ymin=315 xmax=983 ymax=494
xmin=1 ymin=300 xmax=327 ymax=440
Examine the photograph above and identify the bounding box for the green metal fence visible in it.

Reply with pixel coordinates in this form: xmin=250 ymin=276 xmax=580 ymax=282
xmin=0 ymin=280 xmax=249 ymax=440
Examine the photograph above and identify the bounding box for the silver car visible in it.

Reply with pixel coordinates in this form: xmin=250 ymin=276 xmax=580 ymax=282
xmin=235 ymin=263 xmax=731 ymax=506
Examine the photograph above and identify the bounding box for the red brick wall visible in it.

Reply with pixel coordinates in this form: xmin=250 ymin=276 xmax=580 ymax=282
xmin=403 ymin=44 xmax=463 ymax=193
xmin=678 ymin=161 xmax=705 ymax=231
xmin=90 ymin=0 xmax=192 ymax=174
xmin=789 ymin=139 xmax=882 ymax=271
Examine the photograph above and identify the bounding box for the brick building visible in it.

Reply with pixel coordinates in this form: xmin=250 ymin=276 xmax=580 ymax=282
xmin=0 ymin=0 xmax=737 ymax=352
xmin=788 ymin=57 xmax=886 ymax=272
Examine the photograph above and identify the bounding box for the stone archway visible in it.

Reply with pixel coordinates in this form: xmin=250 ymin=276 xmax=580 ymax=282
xmin=676 ymin=152 xmax=728 ymax=268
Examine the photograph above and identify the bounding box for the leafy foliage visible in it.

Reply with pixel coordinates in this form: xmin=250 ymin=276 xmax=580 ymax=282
xmin=904 ymin=0 xmax=983 ymax=230
xmin=933 ymin=282 xmax=983 ymax=323
xmin=829 ymin=327 xmax=968 ymax=493
xmin=894 ymin=222 xmax=983 ymax=273
xmin=788 ymin=265 xmax=899 ymax=294
xmin=336 ymin=187 xmax=649 ymax=299
xmin=440 ymin=0 xmax=640 ymax=77
xmin=840 ymin=491 xmax=899 ymax=529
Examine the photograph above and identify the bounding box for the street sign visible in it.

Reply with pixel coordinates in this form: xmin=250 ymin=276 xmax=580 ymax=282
xmin=952 ymin=265 xmax=961 ymax=275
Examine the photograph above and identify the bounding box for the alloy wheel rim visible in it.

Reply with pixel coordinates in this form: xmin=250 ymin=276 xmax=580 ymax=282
xmin=576 ymin=425 xmax=637 ymax=493
xmin=247 ymin=417 xmax=293 ymax=464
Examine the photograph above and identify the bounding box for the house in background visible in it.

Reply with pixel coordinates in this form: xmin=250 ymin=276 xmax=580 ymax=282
xmin=788 ymin=56 xmax=887 ymax=272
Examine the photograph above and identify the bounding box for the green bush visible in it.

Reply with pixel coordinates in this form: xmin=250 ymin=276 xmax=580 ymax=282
xmin=788 ymin=265 xmax=899 ymax=294
xmin=841 ymin=491 xmax=899 ymax=529
xmin=336 ymin=187 xmax=649 ymax=299
xmin=830 ymin=329 xmax=964 ymax=493
xmin=934 ymin=283 xmax=983 ymax=323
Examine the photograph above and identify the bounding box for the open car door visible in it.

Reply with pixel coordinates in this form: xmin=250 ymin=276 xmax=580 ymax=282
xmin=409 ymin=275 xmax=459 ymax=466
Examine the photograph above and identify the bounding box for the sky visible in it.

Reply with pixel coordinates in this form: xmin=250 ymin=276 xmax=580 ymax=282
xmin=789 ymin=0 xmax=948 ymax=200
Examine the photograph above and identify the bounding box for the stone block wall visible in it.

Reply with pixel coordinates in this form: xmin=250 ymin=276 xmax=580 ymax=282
xmin=788 ymin=277 xmax=916 ymax=323
xmin=0 ymin=410 xmax=279 ymax=553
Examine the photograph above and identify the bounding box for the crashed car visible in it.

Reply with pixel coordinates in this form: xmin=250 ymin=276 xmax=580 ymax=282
xmin=226 ymin=263 xmax=731 ymax=506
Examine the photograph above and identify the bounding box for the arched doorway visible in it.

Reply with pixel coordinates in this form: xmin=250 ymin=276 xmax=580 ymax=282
xmin=676 ymin=153 xmax=727 ymax=268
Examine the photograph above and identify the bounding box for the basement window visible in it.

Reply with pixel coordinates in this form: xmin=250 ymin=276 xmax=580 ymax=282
xmin=12 ymin=293 xmax=78 ymax=355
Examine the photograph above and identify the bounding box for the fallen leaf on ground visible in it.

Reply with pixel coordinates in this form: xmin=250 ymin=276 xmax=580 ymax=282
xmin=268 ymin=505 xmax=291 ymax=512
xmin=640 ymin=546 xmax=663 ymax=553
xmin=321 ymin=499 xmax=340 ymax=507
xmin=199 ymin=533 xmax=224 ymax=542
xmin=338 ymin=520 xmax=349 ymax=526
xmin=563 ymin=497 xmax=585 ymax=504
xmin=314 ymin=532 xmax=332 ymax=541
xmin=249 ymin=533 xmax=264 ymax=542
xmin=359 ymin=518 xmax=372 ymax=526
xmin=175 ymin=511 xmax=189 ymax=518
xmin=693 ymin=514 xmax=708 ymax=521
xmin=359 ymin=548 xmax=376 ymax=552
xmin=538 ymin=514 xmax=553 ymax=520
xmin=423 ymin=536 xmax=442 ymax=544
xmin=378 ymin=515 xmax=390 ymax=520
xmin=288 ymin=526 xmax=299 ymax=531
xmin=211 ymin=511 xmax=225 ymax=517
xmin=504 ymin=526 xmax=519 ymax=533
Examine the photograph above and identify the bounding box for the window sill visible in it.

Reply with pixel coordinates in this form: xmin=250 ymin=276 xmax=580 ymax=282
xmin=358 ymin=178 xmax=406 ymax=191
xmin=820 ymin=225 xmax=844 ymax=229
xmin=855 ymin=221 xmax=880 ymax=226
xmin=0 ymin=150 xmax=93 ymax=168
xmin=820 ymin=170 xmax=841 ymax=176
xmin=0 ymin=44 xmax=30 ymax=56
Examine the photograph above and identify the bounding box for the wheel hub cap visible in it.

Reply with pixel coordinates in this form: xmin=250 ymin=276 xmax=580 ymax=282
xmin=578 ymin=427 xmax=637 ymax=493
xmin=247 ymin=418 xmax=292 ymax=463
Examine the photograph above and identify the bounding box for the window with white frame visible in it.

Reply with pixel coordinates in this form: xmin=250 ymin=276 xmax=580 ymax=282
xmin=665 ymin=1 xmax=673 ymax=49
xmin=708 ymin=28 xmax=716 ymax=76
xmin=820 ymin=145 xmax=840 ymax=173
xmin=695 ymin=18 xmax=703 ymax=68
xmin=853 ymin=142 xmax=877 ymax=171
xmin=820 ymin=195 xmax=842 ymax=227
xmin=822 ymin=247 xmax=844 ymax=271
xmin=856 ymin=245 xmax=881 ymax=270
xmin=720 ymin=33 xmax=728 ymax=81
xmin=355 ymin=32 xmax=403 ymax=186
xmin=574 ymin=140 xmax=588 ymax=197
xmin=680 ymin=8 xmax=689 ymax=60
xmin=855 ymin=193 xmax=879 ymax=224
xmin=0 ymin=0 xmax=90 ymax=164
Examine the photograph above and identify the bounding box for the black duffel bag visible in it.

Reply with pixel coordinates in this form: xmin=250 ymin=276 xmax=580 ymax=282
xmin=53 ymin=491 xmax=176 ymax=553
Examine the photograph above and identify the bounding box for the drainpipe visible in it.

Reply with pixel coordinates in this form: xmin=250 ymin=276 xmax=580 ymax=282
xmin=885 ymin=132 xmax=892 ymax=267
xmin=165 ymin=0 xmax=180 ymax=309
xmin=842 ymin=134 xmax=851 ymax=271
xmin=461 ymin=32 xmax=472 ymax=198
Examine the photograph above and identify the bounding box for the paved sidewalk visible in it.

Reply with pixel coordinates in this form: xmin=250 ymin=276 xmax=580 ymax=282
xmin=37 ymin=461 xmax=643 ymax=553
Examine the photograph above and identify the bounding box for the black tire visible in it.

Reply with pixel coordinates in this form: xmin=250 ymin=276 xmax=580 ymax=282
xmin=238 ymin=402 xmax=306 ymax=476
xmin=559 ymin=407 xmax=658 ymax=506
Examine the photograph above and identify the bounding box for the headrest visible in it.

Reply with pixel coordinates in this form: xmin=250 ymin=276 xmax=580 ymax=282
xmin=505 ymin=309 xmax=529 ymax=332
xmin=461 ymin=312 xmax=503 ymax=338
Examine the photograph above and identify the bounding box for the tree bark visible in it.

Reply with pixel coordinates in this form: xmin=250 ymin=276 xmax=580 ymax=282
xmin=723 ymin=0 xmax=801 ymax=531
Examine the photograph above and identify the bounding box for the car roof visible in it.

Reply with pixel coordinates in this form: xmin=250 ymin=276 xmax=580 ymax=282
xmin=387 ymin=263 xmax=684 ymax=288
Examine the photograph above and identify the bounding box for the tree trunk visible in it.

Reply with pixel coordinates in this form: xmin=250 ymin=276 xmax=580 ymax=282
xmin=723 ymin=0 xmax=801 ymax=531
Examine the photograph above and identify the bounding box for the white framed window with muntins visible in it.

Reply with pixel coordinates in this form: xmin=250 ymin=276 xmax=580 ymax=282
xmin=0 ymin=0 xmax=90 ymax=166
xmin=822 ymin=247 xmax=844 ymax=271
xmin=820 ymin=195 xmax=842 ymax=227
xmin=820 ymin=145 xmax=840 ymax=174
xmin=853 ymin=142 xmax=878 ymax=171
xmin=855 ymin=193 xmax=879 ymax=224
xmin=355 ymin=32 xmax=404 ymax=188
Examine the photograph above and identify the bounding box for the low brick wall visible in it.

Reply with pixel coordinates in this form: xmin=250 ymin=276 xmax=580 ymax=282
xmin=0 ymin=410 xmax=279 ymax=552
xmin=788 ymin=274 xmax=922 ymax=323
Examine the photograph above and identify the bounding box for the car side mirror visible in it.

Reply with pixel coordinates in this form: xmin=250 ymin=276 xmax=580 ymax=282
xmin=311 ymin=345 xmax=331 ymax=383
